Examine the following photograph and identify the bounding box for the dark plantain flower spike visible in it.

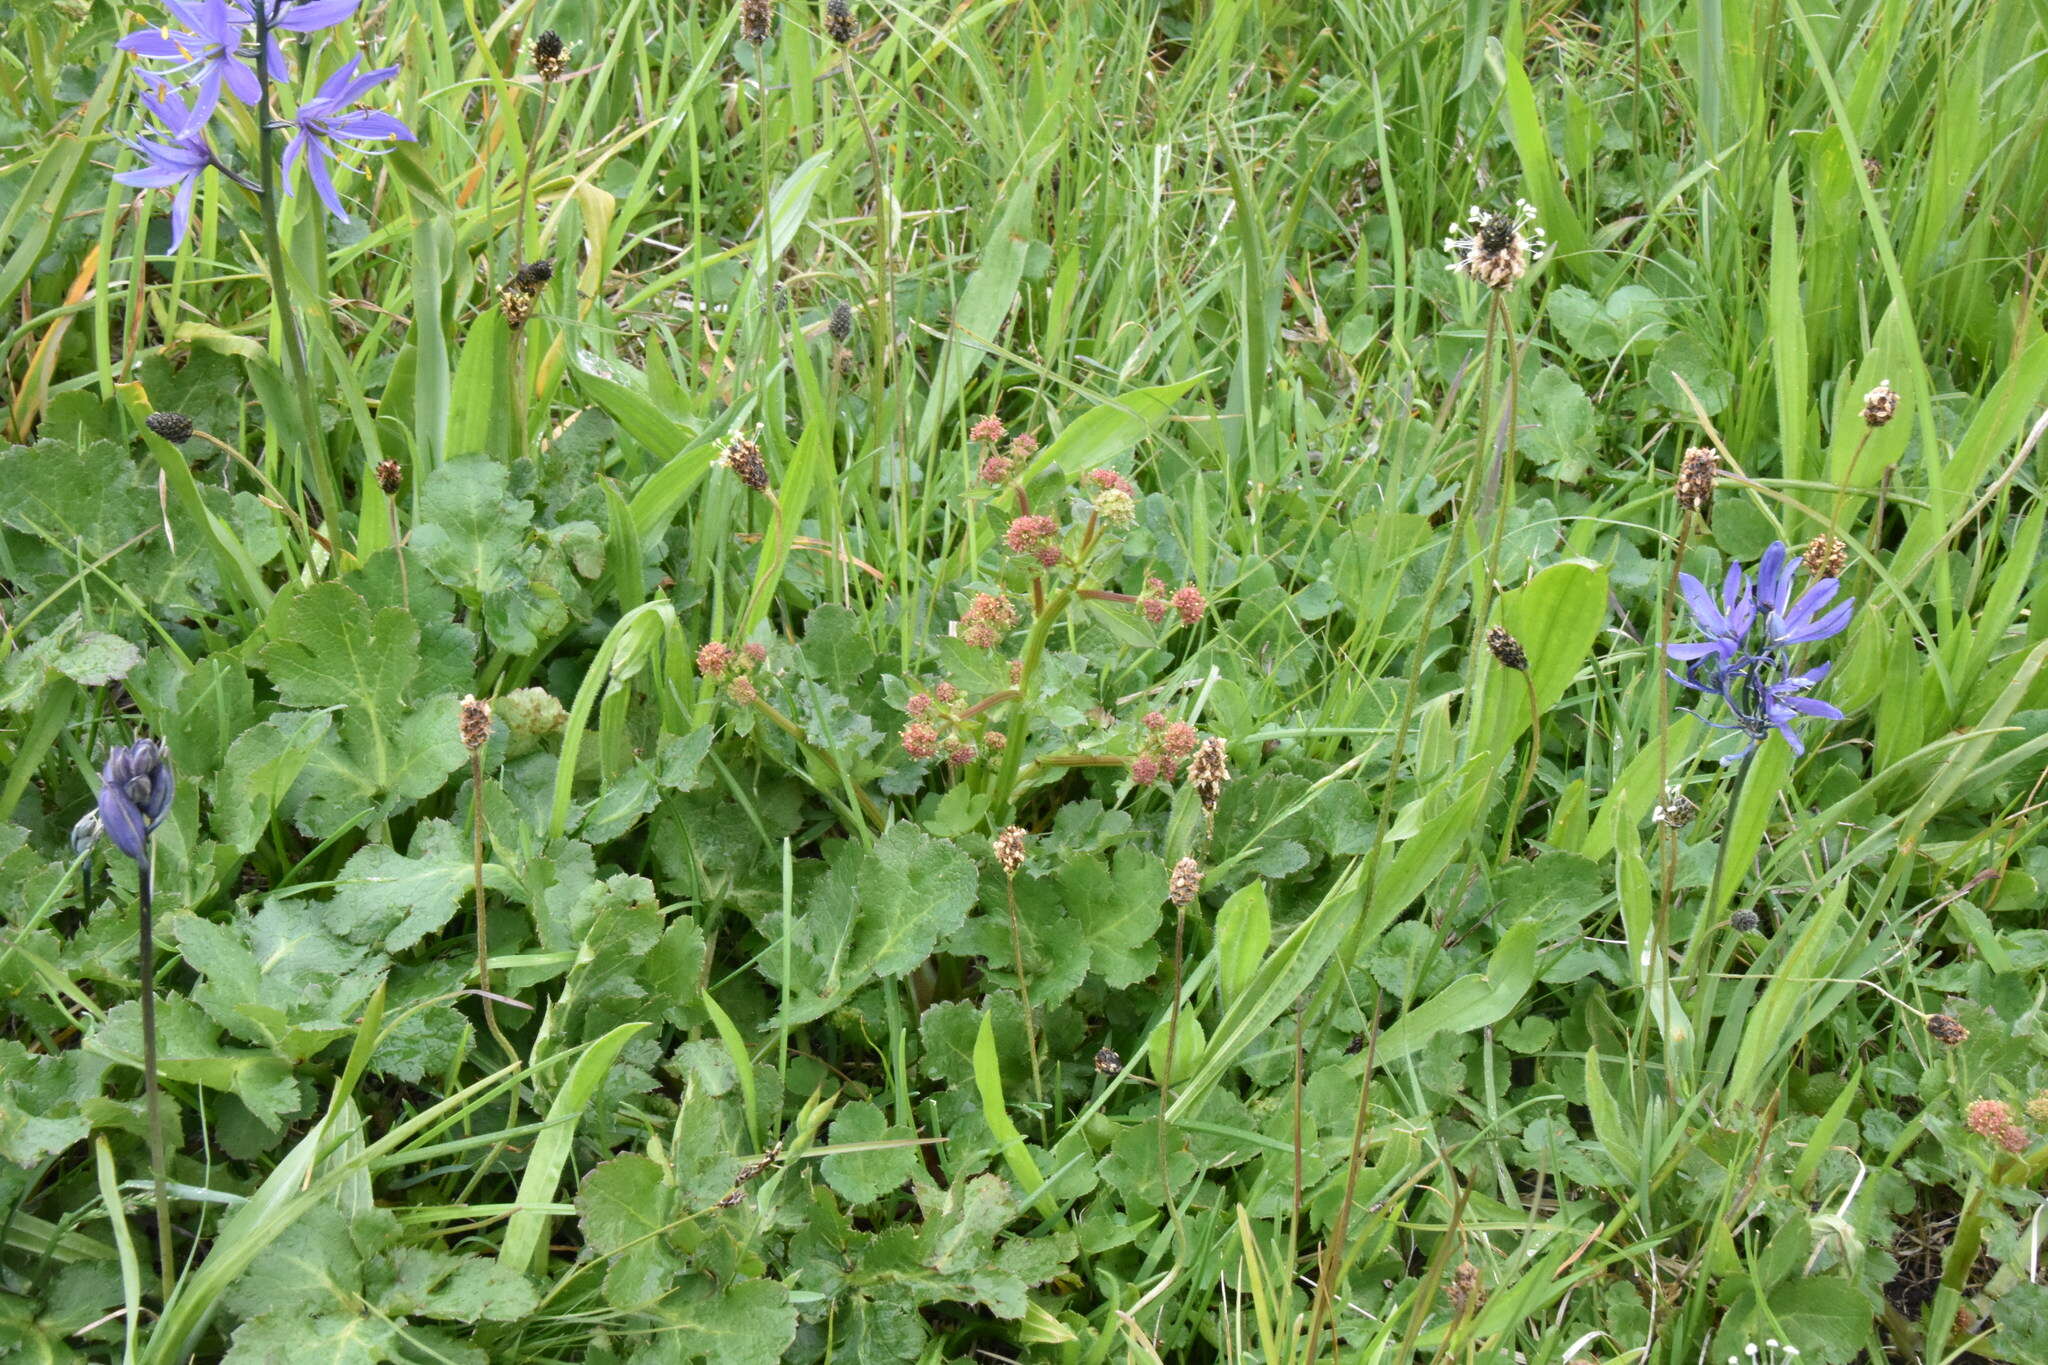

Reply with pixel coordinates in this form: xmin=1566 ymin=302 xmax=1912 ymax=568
xmin=146 ymin=411 xmax=195 ymax=444
xmin=1093 ymin=1046 xmax=1122 ymax=1076
xmin=828 ymin=300 xmax=855 ymax=342
xmin=98 ymin=738 xmax=173 ymax=864
xmin=825 ymin=0 xmax=856 ymax=44
xmin=1926 ymin=1013 xmax=1968 ymax=1046
xmin=532 ymin=28 xmax=567 ymax=81
xmin=1485 ymin=625 xmax=1527 ymax=671
xmin=741 ymin=0 xmax=775 ymax=45
xmin=1861 ymin=380 xmax=1899 ymax=428
xmin=375 ymin=458 xmax=404 ymax=495
xmin=512 ymin=257 xmax=555 ymax=292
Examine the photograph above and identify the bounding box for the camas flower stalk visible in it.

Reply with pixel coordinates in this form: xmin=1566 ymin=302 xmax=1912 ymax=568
xmin=96 ymin=738 xmax=177 ymax=1299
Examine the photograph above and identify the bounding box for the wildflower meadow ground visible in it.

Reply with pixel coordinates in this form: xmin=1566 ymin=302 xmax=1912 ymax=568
xmin=2 ymin=0 xmax=2047 ymax=1361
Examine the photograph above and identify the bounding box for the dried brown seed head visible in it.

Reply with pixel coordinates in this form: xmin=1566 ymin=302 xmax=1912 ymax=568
xmin=1189 ymin=738 xmax=1229 ymax=814
xmin=1803 ymin=534 xmax=1848 ymax=580
xmin=1926 ymin=1013 xmax=1968 ymax=1046
xmin=1862 ymin=380 xmax=1899 ymax=427
xmin=993 ymin=826 xmax=1027 ymax=876
xmin=1168 ymin=857 xmax=1203 ymax=908
xmin=723 ymin=434 xmax=769 ymax=491
xmin=1676 ymin=446 xmax=1719 ymax=521
xmin=458 ymin=694 xmax=493 ymax=750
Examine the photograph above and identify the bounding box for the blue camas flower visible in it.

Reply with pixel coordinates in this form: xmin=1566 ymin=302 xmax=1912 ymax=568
xmin=1668 ymin=541 xmax=1853 ymax=761
xmin=229 ymin=0 xmax=366 ymax=81
xmin=97 ymin=739 xmax=174 ymax=865
xmin=116 ymin=0 xmax=260 ymax=122
xmin=282 ymin=58 xmax=415 ymax=222
xmin=114 ymin=87 xmax=252 ymax=248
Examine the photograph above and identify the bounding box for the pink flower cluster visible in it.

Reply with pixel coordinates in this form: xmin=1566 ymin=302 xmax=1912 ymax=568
xmin=1128 ymin=710 xmax=1203 ymax=785
xmin=1087 ymin=468 xmax=1135 ymax=495
xmin=696 ymin=640 xmax=769 ymax=703
xmin=958 ymin=592 xmax=1019 ymax=648
xmin=1005 ymin=515 xmax=1062 ymax=567
xmin=1139 ymin=577 xmax=1208 ymax=627
xmin=1967 ymin=1099 xmax=2030 ymax=1155
xmin=900 ymin=680 xmax=1000 ymax=769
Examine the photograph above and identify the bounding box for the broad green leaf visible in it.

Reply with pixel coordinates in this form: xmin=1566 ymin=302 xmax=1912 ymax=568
xmin=1212 ymin=880 xmax=1270 ymax=1005
xmin=1375 ymin=919 xmax=1544 ymax=1065
xmin=1025 ymin=374 xmax=1203 ymax=478
xmin=408 ymin=455 xmax=561 ymax=655
xmin=576 ymin=1155 xmax=681 ymax=1309
xmin=820 ymin=1100 xmax=920 ymax=1205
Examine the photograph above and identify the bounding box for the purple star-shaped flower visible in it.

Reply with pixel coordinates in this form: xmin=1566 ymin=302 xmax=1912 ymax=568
xmin=229 ymin=0 xmax=366 ymax=84
xmin=281 ymin=58 xmax=414 ymax=222
xmin=1665 ymin=557 xmax=1755 ymax=671
xmin=116 ymin=0 xmax=260 ymax=122
xmin=115 ymin=87 xmax=244 ymax=248
xmin=1665 ymin=540 xmax=1855 ymax=762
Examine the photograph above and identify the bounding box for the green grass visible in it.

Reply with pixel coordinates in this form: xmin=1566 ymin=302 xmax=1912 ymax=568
xmin=3 ymin=0 xmax=2048 ymax=1360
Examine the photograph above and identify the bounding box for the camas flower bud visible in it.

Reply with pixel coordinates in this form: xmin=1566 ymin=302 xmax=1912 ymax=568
xmin=97 ymin=738 xmax=173 ymax=864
